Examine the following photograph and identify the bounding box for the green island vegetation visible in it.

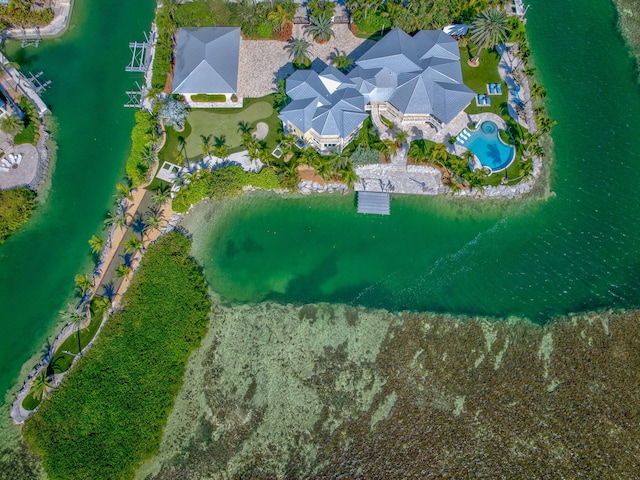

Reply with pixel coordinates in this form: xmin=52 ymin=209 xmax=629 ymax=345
xmin=173 ymin=165 xmax=279 ymax=212
xmin=0 ymin=186 xmax=36 ymax=243
xmin=0 ymin=0 xmax=53 ymax=28
xmin=21 ymin=295 xmax=111 ymax=411
xmin=23 ymin=232 xmax=212 ymax=480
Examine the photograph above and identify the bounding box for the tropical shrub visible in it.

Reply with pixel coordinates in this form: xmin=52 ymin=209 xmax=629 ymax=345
xmin=158 ymin=98 xmax=189 ymax=130
xmin=350 ymin=145 xmax=382 ymax=166
xmin=172 ymin=166 xmax=280 ymax=212
xmin=126 ymin=110 xmax=158 ymax=186
xmin=23 ymin=232 xmax=211 ymax=480
xmin=0 ymin=186 xmax=36 ymax=243
xmin=257 ymin=21 xmax=275 ymax=38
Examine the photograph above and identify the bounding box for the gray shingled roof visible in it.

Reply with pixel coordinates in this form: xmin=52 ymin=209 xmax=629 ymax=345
xmin=282 ymin=28 xmax=475 ymax=141
xmin=172 ymin=27 xmax=240 ymax=95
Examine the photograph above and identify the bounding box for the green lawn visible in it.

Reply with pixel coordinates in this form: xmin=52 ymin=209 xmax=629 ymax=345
xmin=160 ymin=95 xmax=281 ymax=166
xmin=461 ymin=47 xmax=508 ymax=118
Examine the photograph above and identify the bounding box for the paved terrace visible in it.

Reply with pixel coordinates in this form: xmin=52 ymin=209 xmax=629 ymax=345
xmin=238 ymin=20 xmax=374 ymax=98
xmin=0 ymin=133 xmax=39 ymax=190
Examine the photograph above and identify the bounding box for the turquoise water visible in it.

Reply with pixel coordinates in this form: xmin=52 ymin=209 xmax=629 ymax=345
xmin=457 ymin=120 xmax=515 ymax=172
xmin=191 ymin=0 xmax=640 ymax=324
xmin=0 ymin=0 xmax=154 ymax=403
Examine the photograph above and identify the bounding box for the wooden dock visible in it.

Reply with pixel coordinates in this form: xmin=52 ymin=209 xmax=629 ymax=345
xmin=357 ymin=192 xmax=390 ymax=215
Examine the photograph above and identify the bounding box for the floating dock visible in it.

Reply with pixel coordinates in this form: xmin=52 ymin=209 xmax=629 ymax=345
xmin=357 ymin=192 xmax=390 ymax=215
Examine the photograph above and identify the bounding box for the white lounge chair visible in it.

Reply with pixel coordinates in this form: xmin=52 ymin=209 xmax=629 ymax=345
xmin=15 ymin=154 xmax=22 ymax=165
xmin=0 ymin=166 xmax=9 ymax=172
xmin=1 ymin=159 xmax=11 ymax=168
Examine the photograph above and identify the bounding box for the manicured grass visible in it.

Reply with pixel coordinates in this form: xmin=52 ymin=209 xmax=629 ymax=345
xmin=23 ymin=233 xmax=211 ymax=480
xmin=191 ymin=93 xmax=227 ymax=102
xmin=159 ymin=95 xmax=281 ymax=165
xmin=461 ymin=47 xmax=508 ymax=118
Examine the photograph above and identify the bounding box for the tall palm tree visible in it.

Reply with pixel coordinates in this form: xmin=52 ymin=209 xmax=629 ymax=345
xmin=380 ymin=139 xmax=398 ymax=160
xmin=30 ymin=373 xmax=52 ymax=402
xmin=237 ymin=120 xmax=253 ymax=140
xmin=331 ymin=151 xmax=350 ymax=171
xmin=124 ymin=236 xmax=144 ymax=254
xmin=200 ymin=134 xmax=213 ymax=157
xmin=393 ymin=129 xmax=409 ymax=146
xmin=285 ymin=37 xmax=312 ymax=66
xmin=470 ymin=8 xmax=509 ymax=64
xmin=104 ymin=210 xmax=127 ymax=230
xmin=0 ymin=114 xmax=24 ymax=143
xmin=214 ymin=135 xmax=228 ymax=159
xmin=305 ymin=14 xmax=335 ymax=43
xmin=88 ymin=235 xmax=104 ymax=254
xmin=431 ymin=143 xmax=449 ymax=165
xmin=330 ymin=49 xmax=353 ymax=72
xmin=340 ymin=167 xmax=358 ymax=188
xmin=74 ymin=274 xmax=93 ymax=297
xmin=115 ymin=263 xmax=132 ymax=278
xmin=143 ymin=209 xmax=164 ymax=236
xmin=177 ymin=135 xmax=190 ymax=169
xmin=152 ymin=183 xmax=171 ymax=206
xmin=519 ymin=160 xmax=533 ymax=178
xmin=61 ymin=305 xmax=86 ymax=354
xmin=114 ymin=183 xmax=134 ymax=203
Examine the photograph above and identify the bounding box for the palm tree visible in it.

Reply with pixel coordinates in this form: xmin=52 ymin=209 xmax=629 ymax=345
xmin=114 ymin=183 xmax=134 ymax=203
xmin=143 ymin=209 xmax=164 ymax=236
xmin=214 ymin=135 xmax=228 ymax=159
xmin=530 ymin=83 xmax=547 ymax=101
xmin=330 ymin=49 xmax=353 ymax=72
xmin=124 ymin=236 xmax=144 ymax=254
xmin=519 ymin=160 xmax=533 ymax=178
xmin=469 ymin=8 xmax=509 ymax=64
xmin=431 ymin=143 xmax=449 ymax=165
xmin=331 ymin=151 xmax=350 ymax=171
xmin=61 ymin=305 xmax=87 ymax=354
xmin=200 ymin=134 xmax=213 ymax=157
xmin=267 ymin=3 xmax=295 ymax=32
xmin=30 ymin=373 xmax=52 ymax=402
xmin=115 ymin=264 xmax=132 ymax=278
xmin=74 ymin=274 xmax=93 ymax=297
xmin=380 ymin=139 xmax=398 ymax=160
xmin=177 ymin=135 xmax=190 ymax=169
xmin=393 ymin=129 xmax=409 ymax=146
xmin=237 ymin=120 xmax=253 ymax=140
xmin=0 ymin=114 xmax=24 ymax=142
xmin=408 ymin=140 xmax=430 ymax=163
xmin=104 ymin=210 xmax=127 ymax=230
xmin=305 ymin=14 xmax=335 ymax=43
xmin=340 ymin=167 xmax=358 ymax=188
xmin=285 ymin=37 xmax=312 ymax=66
xmin=152 ymin=183 xmax=171 ymax=206
xmin=88 ymin=235 xmax=104 ymax=254
xmin=536 ymin=115 xmax=556 ymax=135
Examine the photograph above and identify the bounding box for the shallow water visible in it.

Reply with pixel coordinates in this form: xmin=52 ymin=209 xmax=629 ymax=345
xmin=188 ymin=0 xmax=640 ymax=324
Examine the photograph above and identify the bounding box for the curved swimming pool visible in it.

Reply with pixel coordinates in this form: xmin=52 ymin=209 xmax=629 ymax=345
xmin=456 ymin=120 xmax=516 ymax=172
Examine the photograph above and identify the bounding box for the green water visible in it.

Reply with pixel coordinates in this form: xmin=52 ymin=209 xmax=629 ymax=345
xmin=192 ymin=0 xmax=640 ymax=323
xmin=0 ymin=1 xmax=154 ymax=401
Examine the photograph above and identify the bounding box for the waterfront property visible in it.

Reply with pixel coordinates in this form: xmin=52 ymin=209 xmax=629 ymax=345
xmin=280 ymin=28 xmax=475 ymax=152
xmin=172 ymin=27 xmax=241 ymax=106
xmin=456 ymin=120 xmax=515 ymax=172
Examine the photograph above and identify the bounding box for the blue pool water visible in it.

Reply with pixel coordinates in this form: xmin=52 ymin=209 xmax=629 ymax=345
xmin=456 ymin=121 xmax=516 ymax=172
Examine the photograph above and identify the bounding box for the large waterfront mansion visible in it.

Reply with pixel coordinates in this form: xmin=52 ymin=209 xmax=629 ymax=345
xmin=279 ymin=27 xmax=475 ymax=152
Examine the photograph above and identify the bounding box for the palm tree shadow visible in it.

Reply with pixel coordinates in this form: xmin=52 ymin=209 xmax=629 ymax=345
xmin=130 ymin=213 xmax=146 ymax=236
xmin=100 ymin=281 xmax=116 ymax=301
